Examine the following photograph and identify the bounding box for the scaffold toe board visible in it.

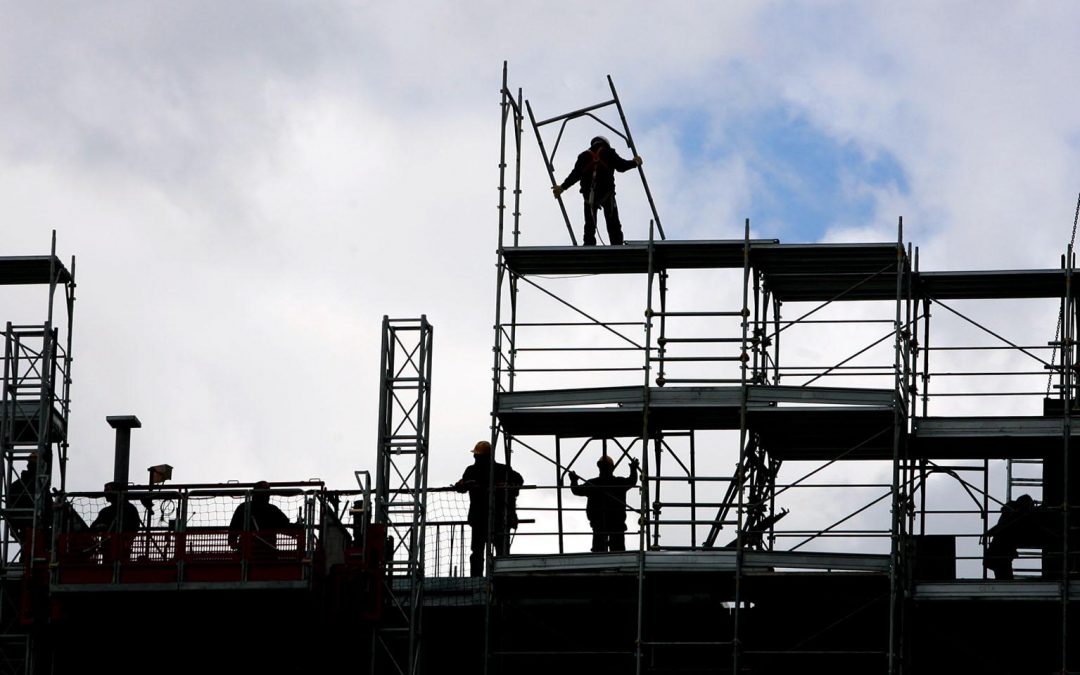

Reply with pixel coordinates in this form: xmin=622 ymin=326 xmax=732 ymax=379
xmin=500 ymin=239 xmax=778 ymax=275
xmin=913 ymin=580 xmax=1080 ymax=601
xmin=915 ymin=269 xmax=1068 ymax=299
xmin=911 ymin=416 xmax=1080 ymax=459
xmin=497 ymin=385 xmax=755 ymax=436
xmin=750 ymin=406 xmax=897 ymax=460
xmin=0 ymin=256 xmax=72 ymax=285
xmin=492 ymin=549 xmax=890 ymax=575
xmin=498 ymin=386 xmax=899 ymax=437
xmin=751 ymin=242 xmax=905 ymax=274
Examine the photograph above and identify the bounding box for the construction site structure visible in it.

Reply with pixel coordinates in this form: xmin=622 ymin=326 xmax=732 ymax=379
xmin=1 ymin=66 xmax=1079 ymax=675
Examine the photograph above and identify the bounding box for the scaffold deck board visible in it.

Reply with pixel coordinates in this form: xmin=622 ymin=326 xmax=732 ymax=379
xmin=498 ymin=385 xmax=896 ymax=439
xmin=0 ymin=256 xmax=72 ymax=285
xmin=916 ymin=269 xmax=1067 ymax=299
xmin=501 ymin=240 xmax=774 ymax=275
xmin=914 ymin=580 xmax=1079 ymax=601
xmin=493 ymin=549 xmax=889 ymax=575
xmin=50 ymin=580 xmax=311 ymax=593
xmin=912 ymin=416 xmax=1078 ymax=459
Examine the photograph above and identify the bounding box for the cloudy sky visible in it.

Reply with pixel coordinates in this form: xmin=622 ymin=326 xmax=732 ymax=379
xmin=4 ymin=2 xmax=1080 ymax=560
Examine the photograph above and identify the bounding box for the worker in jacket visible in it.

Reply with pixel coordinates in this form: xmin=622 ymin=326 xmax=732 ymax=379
xmin=569 ymin=454 xmax=639 ymax=552
xmin=552 ymin=136 xmax=642 ymax=246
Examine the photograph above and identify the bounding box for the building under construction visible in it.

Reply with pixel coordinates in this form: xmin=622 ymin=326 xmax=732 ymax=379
xmin=2 ymin=68 xmax=1079 ymax=674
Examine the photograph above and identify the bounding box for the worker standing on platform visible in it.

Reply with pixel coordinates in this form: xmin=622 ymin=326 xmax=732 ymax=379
xmin=552 ymin=136 xmax=642 ymax=246
xmin=91 ymin=482 xmax=142 ymax=561
xmin=455 ymin=441 xmax=524 ymax=577
xmin=569 ymin=454 xmax=639 ymax=552
xmin=228 ymin=481 xmax=295 ymax=556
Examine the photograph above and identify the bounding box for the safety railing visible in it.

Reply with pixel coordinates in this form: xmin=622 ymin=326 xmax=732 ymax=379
xmin=47 ymin=483 xmax=370 ymax=587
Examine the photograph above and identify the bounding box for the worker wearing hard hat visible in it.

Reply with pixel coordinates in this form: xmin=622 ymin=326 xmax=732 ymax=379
xmin=552 ymin=135 xmax=642 ymax=246
xmin=454 ymin=440 xmax=524 ymax=577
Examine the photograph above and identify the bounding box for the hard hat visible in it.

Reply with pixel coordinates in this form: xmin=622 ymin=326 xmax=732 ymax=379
xmin=472 ymin=441 xmax=492 ymax=456
xmin=597 ymin=455 xmax=614 ymax=467
xmin=590 ymin=136 xmax=610 ymax=148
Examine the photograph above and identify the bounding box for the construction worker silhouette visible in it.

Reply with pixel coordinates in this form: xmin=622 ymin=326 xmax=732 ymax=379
xmin=552 ymin=136 xmax=642 ymax=246
xmin=569 ymin=454 xmax=639 ymax=552
xmin=91 ymin=482 xmax=142 ymax=561
xmin=228 ymin=481 xmax=295 ymax=557
xmin=455 ymin=441 xmax=524 ymax=577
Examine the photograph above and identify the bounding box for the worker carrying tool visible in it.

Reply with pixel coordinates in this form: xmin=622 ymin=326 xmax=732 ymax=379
xmin=552 ymin=136 xmax=642 ymax=246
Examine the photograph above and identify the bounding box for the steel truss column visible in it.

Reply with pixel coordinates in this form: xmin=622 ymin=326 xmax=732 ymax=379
xmin=373 ymin=316 xmax=433 ymax=675
xmin=0 ymin=233 xmax=75 ymax=675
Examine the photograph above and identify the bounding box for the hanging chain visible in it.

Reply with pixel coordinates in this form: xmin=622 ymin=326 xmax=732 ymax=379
xmin=1046 ymin=192 xmax=1080 ymax=395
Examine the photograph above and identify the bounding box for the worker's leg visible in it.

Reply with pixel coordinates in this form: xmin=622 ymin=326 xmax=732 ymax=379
xmin=494 ymin=525 xmax=509 ymax=556
xmin=609 ymin=530 xmax=626 ymax=552
xmin=470 ymin=524 xmax=486 ymax=577
xmin=600 ymin=194 xmax=624 ymax=245
xmin=582 ymin=201 xmax=599 ymax=246
xmin=591 ymin=530 xmax=605 ymax=553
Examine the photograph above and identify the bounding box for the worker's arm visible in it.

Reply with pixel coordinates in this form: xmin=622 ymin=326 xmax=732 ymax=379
xmin=553 ymin=154 xmax=587 ymax=197
xmin=627 ymin=457 xmax=640 ymax=486
xmin=454 ymin=467 xmax=475 ymax=493
xmin=568 ymin=472 xmax=588 ymax=497
xmin=610 ymin=148 xmax=642 ymax=172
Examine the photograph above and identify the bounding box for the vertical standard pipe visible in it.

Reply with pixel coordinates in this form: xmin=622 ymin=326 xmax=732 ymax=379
xmin=556 ymin=436 xmax=565 ymax=554
xmin=1062 ymin=244 xmax=1074 ymax=675
xmin=107 ymin=415 xmax=141 ymax=486
xmin=689 ymin=432 xmax=697 ymax=548
xmin=915 ymin=263 xmax=933 ymax=537
xmin=60 ymin=255 xmax=77 ymax=494
xmin=752 ymin=269 xmax=761 ymax=384
xmin=732 ymin=218 xmax=752 ymax=675
xmin=652 ymin=437 xmax=662 ymax=548
xmin=497 ymin=62 xmax=509 ymax=249
xmin=888 ymin=217 xmax=904 ymax=675
xmin=635 ymin=219 xmax=658 ymax=675
xmin=773 ymin=299 xmax=782 ymax=385
xmin=513 ymin=87 xmax=524 ymax=247
xmin=657 ymin=270 xmax=668 ymax=386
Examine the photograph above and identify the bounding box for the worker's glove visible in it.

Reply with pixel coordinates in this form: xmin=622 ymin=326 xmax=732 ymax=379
xmin=633 ymin=156 xmax=643 ymax=167
xmin=568 ymin=471 xmax=579 ymax=482
xmin=630 ymin=457 xmax=640 ymax=468
xmin=552 ymin=185 xmax=564 ymax=198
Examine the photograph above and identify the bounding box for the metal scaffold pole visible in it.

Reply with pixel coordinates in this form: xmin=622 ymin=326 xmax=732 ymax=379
xmin=888 ymin=217 xmax=905 ymax=675
xmin=732 ymin=218 xmax=752 ymax=674
xmin=636 ymin=218 xmax=658 ymax=675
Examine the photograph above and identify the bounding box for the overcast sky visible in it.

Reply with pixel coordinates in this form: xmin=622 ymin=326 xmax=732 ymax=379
xmin=4 ymin=2 xmax=1080 ymax=561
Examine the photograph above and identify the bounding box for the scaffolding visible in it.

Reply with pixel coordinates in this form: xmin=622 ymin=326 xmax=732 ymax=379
xmin=477 ymin=65 xmax=1080 ymax=674
xmin=0 ymin=233 xmax=75 ymax=675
